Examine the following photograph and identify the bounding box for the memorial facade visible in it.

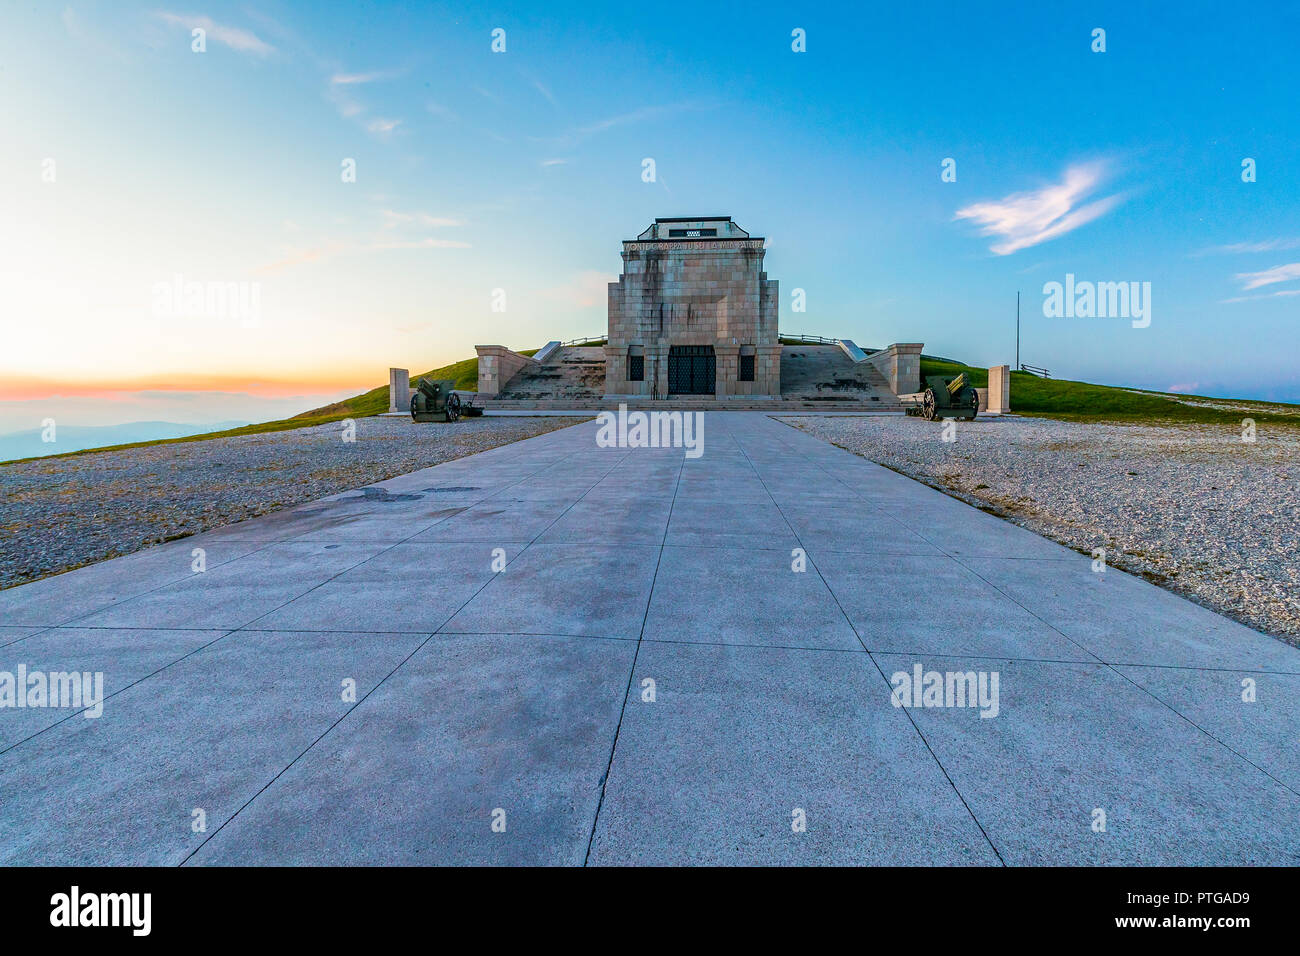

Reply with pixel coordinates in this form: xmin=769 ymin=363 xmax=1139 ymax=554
xmin=603 ymin=217 xmax=781 ymax=400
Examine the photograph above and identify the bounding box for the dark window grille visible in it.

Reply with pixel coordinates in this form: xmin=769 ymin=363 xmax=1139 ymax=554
xmin=628 ymin=354 xmax=644 ymax=381
xmin=667 ymin=228 xmax=717 ymax=238
xmin=739 ymin=354 xmax=755 ymax=381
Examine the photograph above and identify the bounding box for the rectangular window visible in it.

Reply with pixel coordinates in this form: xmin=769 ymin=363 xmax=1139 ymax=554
xmin=628 ymin=355 xmax=644 ymax=381
xmin=739 ymin=354 xmax=755 ymax=381
xmin=668 ymin=228 xmax=717 ymax=238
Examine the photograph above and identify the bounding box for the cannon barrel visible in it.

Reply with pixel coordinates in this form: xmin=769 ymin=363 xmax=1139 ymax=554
xmin=411 ymin=378 xmax=464 ymax=422
xmin=910 ymin=373 xmax=979 ymax=421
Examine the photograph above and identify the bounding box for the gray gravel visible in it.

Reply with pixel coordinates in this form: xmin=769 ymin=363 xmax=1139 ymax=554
xmin=784 ymin=414 xmax=1300 ymax=644
xmin=0 ymin=416 xmax=581 ymax=589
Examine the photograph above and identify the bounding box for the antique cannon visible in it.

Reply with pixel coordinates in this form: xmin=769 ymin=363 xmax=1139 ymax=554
xmin=906 ymin=372 xmax=980 ymax=421
xmin=410 ymin=378 xmax=472 ymax=422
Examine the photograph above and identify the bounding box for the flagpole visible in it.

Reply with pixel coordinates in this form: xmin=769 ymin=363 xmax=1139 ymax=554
xmin=1016 ymin=291 xmax=1020 ymax=371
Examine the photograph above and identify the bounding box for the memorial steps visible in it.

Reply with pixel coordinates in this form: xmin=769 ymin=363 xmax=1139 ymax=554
xmin=487 ymin=344 xmax=903 ymax=412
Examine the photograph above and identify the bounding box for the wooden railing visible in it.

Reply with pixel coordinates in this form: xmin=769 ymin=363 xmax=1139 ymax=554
xmin=561 ymin=335 xmax=607 ymax=347
xmin=1019 ymin=363 xmax=1050 ymax=378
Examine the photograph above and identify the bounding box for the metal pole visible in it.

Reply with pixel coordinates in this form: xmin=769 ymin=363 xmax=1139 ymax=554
xmin=1016 ymin=290 xmax=1020 ymax=371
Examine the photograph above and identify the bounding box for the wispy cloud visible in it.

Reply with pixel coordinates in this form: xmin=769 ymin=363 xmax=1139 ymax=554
xmin=524 ymin=72 xmax=558 ymax=108
xmin=324 ymin=67 xmax=406 ymax=133
xmin=380 ymin=210 xmax=464 ymax=228
xmin=366 ymin=117 xmax=402 ymax=137
xmin=1194 ymin=237 xmax=1300 ymax=257
xmin=954 ymin=162 xmax=1124 ymax=256
xmin=370 ymin=237 xmax=471 ymax=251
xmin=1220 ymin=289 xmax=1300 ymax=304
xmin=574 ymin=105 xmax=680 ymax=136
xmin=258 ymin=234 xmax=470 ymax=274
xmin=426 ymin=101 xmax=459 ymax=122
xmin=156 ymin=12 xmax=274 ymax=56
xmin=528 ymin=102 xmax=709 ymax=151
xmin=1233 ymin=262 xmax=1300 ymax=291
xmin=540 ymin=158 xmax=568 ymax=168
xmin=329 ymin=70 xmax=399 ymax=86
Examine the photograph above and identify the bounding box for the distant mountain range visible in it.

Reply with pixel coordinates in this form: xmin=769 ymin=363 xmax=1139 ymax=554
xmin=0 ymin=421 xmax=248 ymax=462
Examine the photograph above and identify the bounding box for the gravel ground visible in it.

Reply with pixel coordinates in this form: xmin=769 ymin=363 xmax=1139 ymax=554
xmin=784 ymin=414 xmax=1300 ymax=644
xmin=0 ymin=416 xmax=581 ymax=589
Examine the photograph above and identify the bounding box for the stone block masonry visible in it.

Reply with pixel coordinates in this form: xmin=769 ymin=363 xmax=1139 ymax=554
xmin=605 ymin=218 xmax=780 ymax=400
xmin=475 ymin=345 xmax=537 ymax=398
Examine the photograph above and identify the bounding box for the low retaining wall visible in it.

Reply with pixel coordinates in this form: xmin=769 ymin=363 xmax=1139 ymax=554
xmin=475 ymin=345 xmax=538 ymax=398
xmin=865 ymin=343 xmax=924 ymax=394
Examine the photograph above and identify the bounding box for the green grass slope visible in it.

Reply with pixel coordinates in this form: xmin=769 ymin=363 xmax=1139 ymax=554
xmin=919 ymin=357 xmax=1300 ymax=426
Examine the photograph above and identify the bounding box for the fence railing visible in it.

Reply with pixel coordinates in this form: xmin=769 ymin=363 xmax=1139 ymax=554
xmin=780 ymin=333 xmax=839 ymax=345
xmin=1019 ymin=363 xmax=1051 ymax=378
xmin=561 ymin=335 xmax=607 ymax=347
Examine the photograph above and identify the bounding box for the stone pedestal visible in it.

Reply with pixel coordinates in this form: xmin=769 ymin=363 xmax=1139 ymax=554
xmin=388 ymin=368 xmax=410 ymax=413
xmin=987 ymin=365 xmax=1010 ymax=413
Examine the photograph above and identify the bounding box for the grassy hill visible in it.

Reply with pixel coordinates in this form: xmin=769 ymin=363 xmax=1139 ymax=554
xmin=919 ymin=357 xmax=1300 ymax=426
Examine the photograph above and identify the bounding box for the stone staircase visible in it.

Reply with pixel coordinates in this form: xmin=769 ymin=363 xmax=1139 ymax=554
xmin=495 ymin=347 xmax=606 ymax=402
xmin=779 ymin=345 xmax=896 ymax=403
xmin=484 ymin=344 xmax=904 ymax=412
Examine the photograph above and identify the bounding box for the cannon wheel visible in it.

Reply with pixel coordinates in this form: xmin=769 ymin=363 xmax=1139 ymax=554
xmin=410 ymin=393 xmax=420 ymax=421
xmin=445 ymin=392 xmax=461 ymax=422
xmin=922 ymin=388 xmax=938 ymax=421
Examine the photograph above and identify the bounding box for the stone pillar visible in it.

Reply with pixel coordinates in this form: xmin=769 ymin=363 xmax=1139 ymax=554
xmin=757 ymin=343 xmax=782 ymax=398
xmin=714 ymin=344 xmax=739 ymax=398
xmin=475 ymin=345 xmax=536 ymax=398
xmin=987 ymin=365 xmax=1010 ymax=413
xmin=651 ymin=340 xmax=668 ymax=400
xmin=865 ymin=343 xmax=924 ymax=395
xmin=388 ymin=368 xmax=410 ymax=413
xmin=603 ymin=345 xmax=626 ymax=399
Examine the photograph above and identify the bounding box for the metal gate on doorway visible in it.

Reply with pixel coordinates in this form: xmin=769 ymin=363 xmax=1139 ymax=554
xmin=668 ymin=345 xmax=715 ymax=395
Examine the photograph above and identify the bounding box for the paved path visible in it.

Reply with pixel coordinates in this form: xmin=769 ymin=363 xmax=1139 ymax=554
xmin=2 ymin=413 xmax=1298 ymax=865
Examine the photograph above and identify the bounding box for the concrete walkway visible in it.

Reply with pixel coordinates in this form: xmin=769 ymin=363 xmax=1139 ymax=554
xmin=2 ymin=412 xmax=1298 ymax=865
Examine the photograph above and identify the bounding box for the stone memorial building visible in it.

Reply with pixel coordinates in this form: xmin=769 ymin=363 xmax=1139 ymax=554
xmin=603 ymin=217 xmax=781 ymax=400
xmin=471 ymin=215 xmax=934 ymax=410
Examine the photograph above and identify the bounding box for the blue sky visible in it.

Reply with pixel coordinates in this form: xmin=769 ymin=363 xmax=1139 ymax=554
xmin=2 ymin=0 xmax=1298 ymax=431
